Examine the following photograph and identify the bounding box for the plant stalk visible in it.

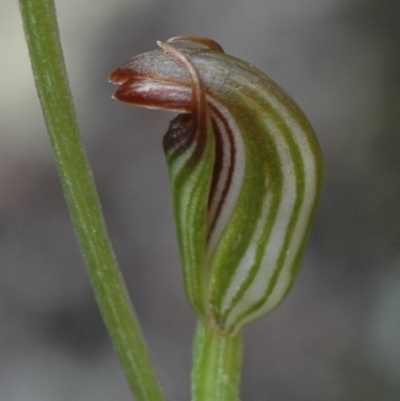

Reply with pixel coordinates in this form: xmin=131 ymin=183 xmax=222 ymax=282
xmin=18 ymin=1 xmax=166 ymax=401
xmin=192 ymin=320 xmax=243 ymax=401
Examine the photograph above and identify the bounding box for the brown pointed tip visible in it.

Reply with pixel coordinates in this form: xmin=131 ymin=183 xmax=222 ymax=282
xmin=166 ymin=36 xmax=224 ymax=53
xmin=108 ymin=70 xmax=119 ymax=84
xmin=109 ymin=67 xmax=130 ymax=85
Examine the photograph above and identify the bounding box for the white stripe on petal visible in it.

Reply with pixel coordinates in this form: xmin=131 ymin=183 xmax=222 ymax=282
xmin=223 ymin=114 xmax=298 ymax=329
xmin=206 ymin=98 xmax=246 ymax=260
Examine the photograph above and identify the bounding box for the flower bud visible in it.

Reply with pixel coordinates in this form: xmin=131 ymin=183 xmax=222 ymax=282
xmin=110 ymin=37 xmax=323 ymax=335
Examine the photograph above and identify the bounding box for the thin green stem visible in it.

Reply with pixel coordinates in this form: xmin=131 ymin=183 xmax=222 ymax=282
xmin=192 ymin=320 xmax=243 ymax=401
xmin=18 ymin=1 xmax=167 ymax=401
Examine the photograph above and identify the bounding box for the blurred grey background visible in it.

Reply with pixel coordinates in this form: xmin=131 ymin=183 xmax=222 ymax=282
xmin=1 ymin=0 xmax=400 ymax=400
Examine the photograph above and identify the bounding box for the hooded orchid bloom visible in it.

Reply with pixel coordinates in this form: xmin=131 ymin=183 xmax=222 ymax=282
xmin=110 ymin=36 xmax=323 ymax=335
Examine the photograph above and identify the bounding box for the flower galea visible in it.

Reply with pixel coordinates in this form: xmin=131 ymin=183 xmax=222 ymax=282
xmin=110 ymin=36 xmax=324 ymax=335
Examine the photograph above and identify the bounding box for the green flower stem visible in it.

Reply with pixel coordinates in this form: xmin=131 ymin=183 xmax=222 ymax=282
xmin=192 ymin=320 xmax=243 ymax=401
xmin=18 ymin=1 xmax=166 ymax=401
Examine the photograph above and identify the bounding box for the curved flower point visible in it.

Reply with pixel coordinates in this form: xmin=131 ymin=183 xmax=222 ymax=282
xmin=110 ymin=36 xmax=324 ymax=335
xmin=166 ymin=36 xmax=225 ymax=52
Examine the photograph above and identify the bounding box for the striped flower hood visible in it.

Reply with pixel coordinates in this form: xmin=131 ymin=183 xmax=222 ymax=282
xmin=110 ymin=37 xmax=324 ymax=335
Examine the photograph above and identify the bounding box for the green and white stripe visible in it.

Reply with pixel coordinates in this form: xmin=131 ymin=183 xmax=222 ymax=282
xmin=110 ymin=37 xmax=324 ymax=335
